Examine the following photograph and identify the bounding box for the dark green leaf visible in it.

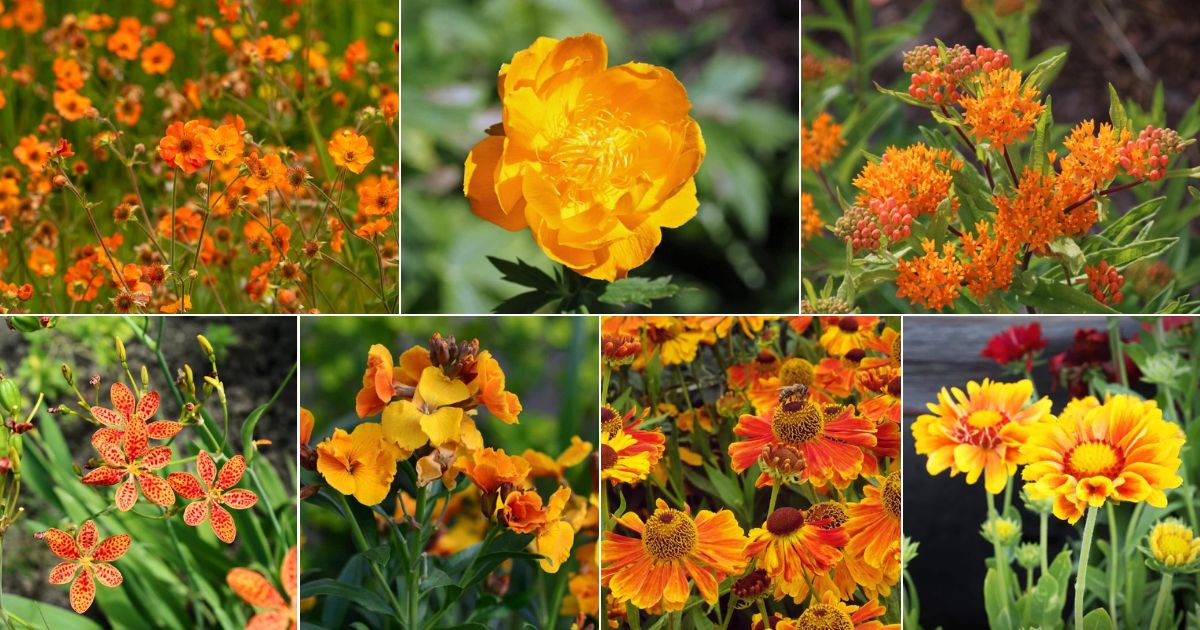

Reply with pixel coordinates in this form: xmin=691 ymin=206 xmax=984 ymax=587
xmin=598 ymin=277 xmax=680 ymax=308
xmin=241 ymin=403 xmax=268 ymax=459
xmin=1108 ymin=84 xmax=1130 ymax=132
xmin=1022 ymin=51 xmax=1067 ymax=94
xmin=302 ymin=578 xmax=395 ymax=616
xmin=488 ymin=257 xmax=558 ymax=291
xmin=1081 ymin=608 xmax=1114 ymax=630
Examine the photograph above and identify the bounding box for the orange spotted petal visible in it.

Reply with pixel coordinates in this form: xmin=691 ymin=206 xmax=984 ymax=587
xmin=97 ymin=441 xmax=127 ymax=467
xmin=141 ymin=446 xmax=173 ymax=471
xmin=210 ymin=503 xmax=237 ymax=543
xmin=183 ymin=500 xmax=209 ymax=526
xmin=147 ymin=421 xmax=183 ymax=440
xmin=168 ymin=472 xmax=206 ymax=499
xmin=48 ymin=561 xmax=79 ymax=585
xmin=111 ymin=382 xmax=135 ymax=419
xmin=92 ymin=563 xmax=123 ymax=587
xmin=222 ymin=489 xmax=258 ymax=510
xmin=197 ymin=450 xmax=217 ymax=488
xmin=91 ymin=406 xmax=125 ymax=427
xmin=81 ymin=466 xmax=126 ymax=487
xmin=92 ymin=534 xmax=131 ymax=562
xmin=246 ymin=611 xmax=290 ymax=630
xmin=124 ymin=415 xmax=149 ymax=461
xmin=115 ymin=478 xmax=139 ymax=511
xmin=216 ymin=455 xmax=246 ymax=490
xmin=227 ymin=567 xmax=286 ymax=608
xmin=91 ymin=428 xmax=123 ymax=450
xmin=135 ymin=390 xmax=159 ymax=421
xmin=137 ymin=473 xmax=176 ymax=506
xmin=69 ymin=567 xmax=96 ymax=613
xmin=77 ymin=520 xmax=98 ymax=555
xmin=44 ymin=529 xmax=80 ymax=560
xmin=281 ymin=546 xmax=297 ymax=602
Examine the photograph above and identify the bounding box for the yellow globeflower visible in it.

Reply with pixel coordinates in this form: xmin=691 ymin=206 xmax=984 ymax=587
xmin=1021 ymin=395 xmax=1184 ymax=524
xmin=1148 ymin=519 xmax=1200 ymax=568
xmin=316 ymin=422 xmax=396 ymax=506
xmin=463 ymin=33 xmax=705 ymax=281
xmin=381 ymin=366 xmax=482 ymax=456
xmin=912 ymin=379 xmax=1052 ymax=494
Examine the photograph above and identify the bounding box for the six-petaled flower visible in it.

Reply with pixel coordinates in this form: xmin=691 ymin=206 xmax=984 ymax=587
xmin=80 ymin=414 xmax=176 ymax=511
xmin=43 ymin=520 xmax=131 ymax=613
xmin=168 ymin=451 xmax=259 ymax=543
xmin=90 ymin=383 xmax=182 ymax=450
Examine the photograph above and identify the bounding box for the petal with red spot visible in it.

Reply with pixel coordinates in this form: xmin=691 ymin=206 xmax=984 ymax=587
xmin=184 ymin=500 xmax=209 ymax=526
xmin=168 ymin=472 xmax=206 ymax=499
xmin=69 ymin=567 xmax=96 ymax=613
xmin=147 ymin=421 xmax=183 ymax=440
xmin=140 ymin=446 xmax=173 ymax=471
xmin=93 ymin=563 xmax=123 ymax=587
xmin=96 ymin=441 xmax=127 ymax=467
xmin=93 ymin=534 xmax=131 ymax=562
xmin=280 ymin=546 xmax=297 ymax=602
xmin=77 ymin=520 xmax=98 ymax=555
xmin=210 ymin=503 xmax=237 ymax=544
xmin=91 ymin=428 xmax=124 ymax=450
xmin=110 ymin=382 xmax=135 ymax=419
xmin=196 ymin=450 xmax=217 ymax=488
xmin=216 ymin=455 xmax=246 ymax=490
xmin=115 ymin=478 xmax=139 ymax=511
xmin=247 ymin=611 xmax=290 ymax=630
xmin=91 ymin=406 xmax=125 ymax=428
xmin=138 ymin=473 xmax=176 ymax=507
xmin=222 ymin=489 xmax=258 ymax=510
xmin=123 ymin=415 xmax=149 ymax=461
xmin=227 ymin=567 xmax=285 ymax=608
xmin=43 ymin=528 xmax=80 ymax=560
xmin=48 ymin=561 xmax=79 ymax=585
xmin=135 ymin=390 xmax=159 ymax=422
xmin=81 ymin=466 xmax=125 ymax=487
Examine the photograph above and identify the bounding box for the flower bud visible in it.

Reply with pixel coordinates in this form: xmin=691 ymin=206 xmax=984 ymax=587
xmin=115 ymin=336 xmax=127 ymax=363
xmin=1014 ymin=542 xmax=1040 ymax=570
xmin=981 ymin=514 xmax=1022 ymax=547
xmin=61 ymin=363 xmax=74 ymax=386
xmin=0 ymin=377 xmax=20 ymax=417
xmin=197 ymin=334 xmax=215 ymax=362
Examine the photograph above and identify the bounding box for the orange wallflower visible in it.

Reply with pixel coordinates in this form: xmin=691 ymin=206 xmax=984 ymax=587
xmin=472 ymin=350 xmax=521 ymax=424
xmin=801 ymin=113 xmax=845 ymax=172
xmin=894 ymin=239 xmax=964 ymax=311
xmin=602 ymin=499 xmax=748 ymax=611
xmin=53 ymin=90 xmax=91 ymax=122
xmin=961 ymin=67 xmax=1044 ymax=148
xmin=329 ymin=131 xmax=374 ymax=174
xmin=158 ymin=120 xmax=209 ymax=174
xmin=140 ymin=42 xmax=174 ymax=74
xmin=457 ymin=447 xmax=531 ymax=495
xmin=464 ymin=33 xmax=704 ymax=281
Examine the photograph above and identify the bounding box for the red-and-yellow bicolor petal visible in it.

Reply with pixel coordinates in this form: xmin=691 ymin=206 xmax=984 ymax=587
xmin=137 ymin=473 xmax=176 ymax=506
xmin=246 ymin=612 xmax=290 ymax=630
xmin=135 ymin=390 xmax=159 ymax=421
xmin=81 ymin=466 xmax=126 ymax=487
xmin=110 ymin=382 xmax=136 ymax=419
xmin=48 ymin=561 xmax=79 ymax=585
xmin=77 ymin=520 xmax=98 ymax=555
xmin=183 ymin=500 xmax=209 ymax=526
xmin=216 ymin=455 xmax=246 ymax=490
xmin=222 ymin=489 xmax=258 ymax=510
xmin=141 ymin=446 xmax=173 ymax=471
xmin=92 ymin=563 xmax=123 ymax=587
xmin=210 ymin=503 xmax=237 ymax=543
xmin=115 ymin=478 xmax=139 ymax=511
xmin=91 ymin=406 xmax=126 ymax=428
xmin=227 ymin=567 xmax=286 ymax=608
xmin=44 ymin=528 xmax=80 ymax=560
xmin=168 ymin=472 xmax=206 ymax=499
xmin=69 ymin=567 xmax=96 ymax=613
xmin=92 ymin=534 xmax=131 ymax=562
xmin=197 ymin=450 xmax=217 ymax=489
xmin=147 ymin=421 xmax=183 ymax=440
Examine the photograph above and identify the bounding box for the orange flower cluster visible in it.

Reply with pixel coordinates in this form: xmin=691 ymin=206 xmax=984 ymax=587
xmin=853 ymin=144 xmax=961 ymax=218
xmin=1085 ymin=261 xmax=1125 ymax=305
xmin=801 ymin=113 xmax=845 ymax=172
xmin=960 ymin=67 xmax=1044 ymax=148
xmin=904 ymin=44 xmax=1010 ymax=105
xmin=601 ymin=317 xmax=901 ymax=626
xmin=895 ymin=239 xmax=964 ymax=311
xmin=801 ymin=192 xmax=824 ymax=243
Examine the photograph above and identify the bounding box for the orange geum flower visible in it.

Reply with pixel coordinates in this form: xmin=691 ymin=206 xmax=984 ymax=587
xmin=52 ymin=57 xmax=85 ymax=91
xmin=43 ymin=520 xmax=131 ymax=614
xmin=80 ymin=415 xmax=176 ymax=511
xmin=106 ymin=28 xmax=141 ymax=61
xmin=801 ymin=112 xmax=845 ymax=172
xmin=960 ymin=67 xmax=1044 ymax=148
xmin=168 ymin=451 xmax=258 ymax=544
xmin=464 ymin=33 xmax=704 ymax=281
xmin=27 ymin=245 xmax=56 ymax=277
xmin=253 ymin=35 xmax=291 ymax=62
xmin=329 ymin=131 xmax=375 ymax=174
xmin=140 ymin=41 xmax=174 ymax=75
xmin=602 ymin=499 xmax=748 ymax=611
xmin=158 ymin=120 xmax=209 ymax=174
xmin=200 ymin=123 xmax=244 ymax=165
xmin=354 ymin=217 xmax=390 ymax=239
xmin=90 ymin=383 xmax=182 ymax=450
xmin=244 ymin=153 xmax=286 ymax=195
xmin=13 ymin=134 xmax=50 ymax=171
xmin=227 ymin=546 xmax=297 ymax=630
xmin=53 ymin=89 xmax=92 ymax=122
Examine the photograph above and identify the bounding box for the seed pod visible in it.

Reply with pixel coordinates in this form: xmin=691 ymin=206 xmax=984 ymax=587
xmin=7 ymin=316 xmax=42 ymax=332
xmin=0 ymin=379 xmax=19 ymax=416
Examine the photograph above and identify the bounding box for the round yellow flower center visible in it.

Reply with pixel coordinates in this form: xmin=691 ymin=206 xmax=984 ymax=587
xmin=600 ymin=405 xmax=622 ymax=438
xmin=779 ymin=358 xmax=815 ymax=387
xmin=882 ymin=471 xmax=901 ymax=519
xmin=806 ymin=502 xmax=848 ymax=529
xmin=642 ymin=508 xmax=697 ymax=561
xmin=797 ymin=603 xmax=854 ymax=630
xmin=1157 ymin=533 xmax=1192 ymax=563
xmin=967 ymin=409 xmax=1004 ymax=429
xmin=772 ymin=400 xmax=824 ymax=444
xmin=1066 ymin=441 xmax=1123 ymax=478
xmin=765 ymin=507 xmax=806 ymax=536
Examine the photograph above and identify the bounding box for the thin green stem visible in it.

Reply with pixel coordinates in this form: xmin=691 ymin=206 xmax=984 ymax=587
xmin=1106 ymin=503 xmax=1119 ymax=628
xmin=756 ymin=598 xmax=772 ymax=629
xmin=1040 ymin=512 xmax=1049 ymax=574
xmin=988 ymin=492 xmax=1010 ymax=618
xmin=336 ymin=492 xmax=403 ymax=617
xmin=1076 ymin=506 xmax=1099 ymax=630
xmin=1148 ymin=573 xmax=1172 ymax=630
xmin=0 ymin=535 xmax=9 ymax=630
xmin=767 ymin=480 xmax=781 ymax=515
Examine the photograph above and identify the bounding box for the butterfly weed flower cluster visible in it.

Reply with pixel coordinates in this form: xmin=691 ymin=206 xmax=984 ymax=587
xmin=600 ymin=316 xmax=900 ymax=629
xmin=0 ymin=0 xmax=398 ymax=314
xmin=803 ymin=39 xmax=1200 ymax=313
xmin=301 ymin=332 xmax=597 ymax=629
xmin=908 ymin=318 xmax=1200 ymax=630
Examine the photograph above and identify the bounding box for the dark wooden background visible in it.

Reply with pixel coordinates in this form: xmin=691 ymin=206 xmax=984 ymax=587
xmin=902 ymin=316 xmax=1143 ymax=629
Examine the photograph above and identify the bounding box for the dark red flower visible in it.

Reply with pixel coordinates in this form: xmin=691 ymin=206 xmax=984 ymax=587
xmin=981 ymin=322 xmax=1047 ymax=372
xmin=1048 ymin=328 xmax=1140 ymax=398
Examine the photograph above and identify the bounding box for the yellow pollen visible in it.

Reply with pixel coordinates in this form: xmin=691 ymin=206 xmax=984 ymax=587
xmin=642 ymin=508 xmax=697 ymax=561
xmin=805 ymin=502 xmax=848 ymax=529
xmin=779 ymin=358 xmax=815 ymax=387
xmin=1067 ymin=441 xmax=1122 ymax=477
xmin=601 ymin=405 xmax=622 ymax=438
xmin=882 ymin=471 xmax=901 ymax=519
xmin=797 ymin=603 xmax=854 ymax=630
xmin=967 ymin=409 xmax=1004 ymax=428
xmin=772 ymin=401 xmax=824 ymax=444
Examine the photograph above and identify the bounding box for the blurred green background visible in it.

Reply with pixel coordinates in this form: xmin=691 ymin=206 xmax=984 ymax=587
xmin=400 ymin=0 xmax=799 ymax=313
xmin=299 ymin=315 xmax=598 ymax=627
